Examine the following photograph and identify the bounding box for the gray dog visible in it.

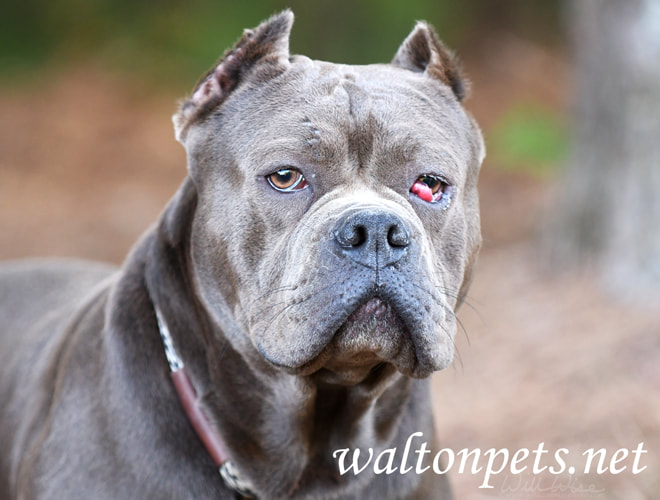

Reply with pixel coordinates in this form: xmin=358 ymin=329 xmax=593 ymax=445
xmin=0 ymin=10 xmax=483 ymax=499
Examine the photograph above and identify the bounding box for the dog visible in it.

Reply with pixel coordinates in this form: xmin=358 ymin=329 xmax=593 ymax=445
xmin=0 ymin=10 xmax=484 ymax=499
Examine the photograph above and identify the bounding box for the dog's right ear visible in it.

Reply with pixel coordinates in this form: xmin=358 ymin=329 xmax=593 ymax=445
xmin=173 ymin=10 xmax=294 ymax=142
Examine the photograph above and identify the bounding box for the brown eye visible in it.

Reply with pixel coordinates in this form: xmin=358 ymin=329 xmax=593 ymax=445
xmin=266 ymin=169 xmax=308 ymax=192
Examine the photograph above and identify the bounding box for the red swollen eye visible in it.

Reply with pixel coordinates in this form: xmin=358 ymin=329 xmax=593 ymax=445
xmin=410 ymin=175 xmax=448 ymax=204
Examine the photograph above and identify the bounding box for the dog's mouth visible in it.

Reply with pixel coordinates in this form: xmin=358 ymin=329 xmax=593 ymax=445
xmin=303 ymin=296 xmax=417 ymax=385
xmin=254 ymin=277 xmax=455 ymax=382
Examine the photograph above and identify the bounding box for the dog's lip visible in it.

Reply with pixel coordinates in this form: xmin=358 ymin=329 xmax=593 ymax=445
xmin=345 ymin=296 xmax=392 ymax=323
xmin=257 ymin=296 xmax=401 ymax=376
xmin=256 ymin=295 xmax=376 ymax=366
xmin=256 ymin=289 xmax=449 ymax=379
xmin=309 ymin=295 xmax=419 ymax=380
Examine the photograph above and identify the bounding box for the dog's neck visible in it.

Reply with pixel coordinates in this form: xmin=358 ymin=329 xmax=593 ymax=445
xmin=134 ymin=179 xmax=432 ymax=498
xmin=152 ymin=304 xmax=258 ymax=497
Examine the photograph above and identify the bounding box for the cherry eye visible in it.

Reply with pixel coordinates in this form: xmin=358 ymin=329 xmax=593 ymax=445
xmin=410 ymin=174 xmax=452 ymax=206
xmin=266 ymin=169 xmax=308 ymax=192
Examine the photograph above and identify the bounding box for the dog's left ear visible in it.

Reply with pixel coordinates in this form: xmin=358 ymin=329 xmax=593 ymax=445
xmin=392 ymin=22 xmax=468 ymax=102
xmin=174 ymin=10 xmax=294 ymax=142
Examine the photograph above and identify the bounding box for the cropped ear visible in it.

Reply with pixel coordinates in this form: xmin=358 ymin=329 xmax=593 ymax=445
xmin=392 ymin=22 xmax=468 ymax=102
xmin=173 ymin=10 xmax=294 ymax=142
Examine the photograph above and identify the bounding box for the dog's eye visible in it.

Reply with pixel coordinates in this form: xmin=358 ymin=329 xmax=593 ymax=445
xmin=266 ymin=169 xmax=308 ymax=192
xmin=410 ymin=175 xmax=451 ymax=205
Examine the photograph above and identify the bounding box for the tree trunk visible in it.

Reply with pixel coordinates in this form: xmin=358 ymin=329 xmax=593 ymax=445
xmin=547 ymin=0 xmax=660 ymax=301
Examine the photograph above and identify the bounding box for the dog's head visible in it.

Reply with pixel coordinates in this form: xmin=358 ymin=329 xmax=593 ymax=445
xmin=173 ymin=11 xmax=484 ymax=384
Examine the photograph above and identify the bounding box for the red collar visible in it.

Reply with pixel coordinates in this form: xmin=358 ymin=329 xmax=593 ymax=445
xmin=154 ymin=306 xmax=256 ymax=497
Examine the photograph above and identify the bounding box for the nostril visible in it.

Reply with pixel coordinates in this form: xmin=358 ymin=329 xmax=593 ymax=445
xmin=335 ymin=224 xmax=367 ymax=248
xmin=387 ymin=224 xmax=410 ymax=248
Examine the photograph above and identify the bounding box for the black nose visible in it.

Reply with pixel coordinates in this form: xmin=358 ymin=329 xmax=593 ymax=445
xmin=333 ymin=209 xmax=410 ymax=268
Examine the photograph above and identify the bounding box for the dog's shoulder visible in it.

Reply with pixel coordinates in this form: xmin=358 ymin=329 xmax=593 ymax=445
xmin=0 ymin=259 xmax=119 ymax=496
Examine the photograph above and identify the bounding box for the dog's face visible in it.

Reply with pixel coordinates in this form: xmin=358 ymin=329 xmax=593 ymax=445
xmin=174 ymin=12 xmax=484 ymax=383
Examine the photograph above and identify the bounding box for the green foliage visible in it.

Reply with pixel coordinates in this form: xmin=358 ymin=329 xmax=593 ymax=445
xmin=0 ymin=0 xmax=561 ymax=88
xmin=489 ymin=103 xmax=568 ymax=175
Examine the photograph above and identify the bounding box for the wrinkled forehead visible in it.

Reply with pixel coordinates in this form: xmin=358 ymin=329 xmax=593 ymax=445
xmin=216 ymin=56 xmax=476 ymax=175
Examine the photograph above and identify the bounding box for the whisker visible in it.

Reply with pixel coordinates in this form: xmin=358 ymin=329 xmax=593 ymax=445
xmin=438 ymin=320 xmax=463 ymax=371
xmin=260 ymin=280 xmax=342 ymax=337
xmin=454 ymin=313 xmax=470 ymax=346
xmin=430 ymin=284 xmax=484 ymax=321
xmin=253 ymin=284 xmax=299 ymax=303
xmin=409 ymin=282 xmax=472 ymax=345
xmin=424 ymin=284 xmax=484 ymax=334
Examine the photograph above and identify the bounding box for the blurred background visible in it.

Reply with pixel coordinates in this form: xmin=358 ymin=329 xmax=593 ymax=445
xmin=0 ymin=1 xmax=658 ymax=498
